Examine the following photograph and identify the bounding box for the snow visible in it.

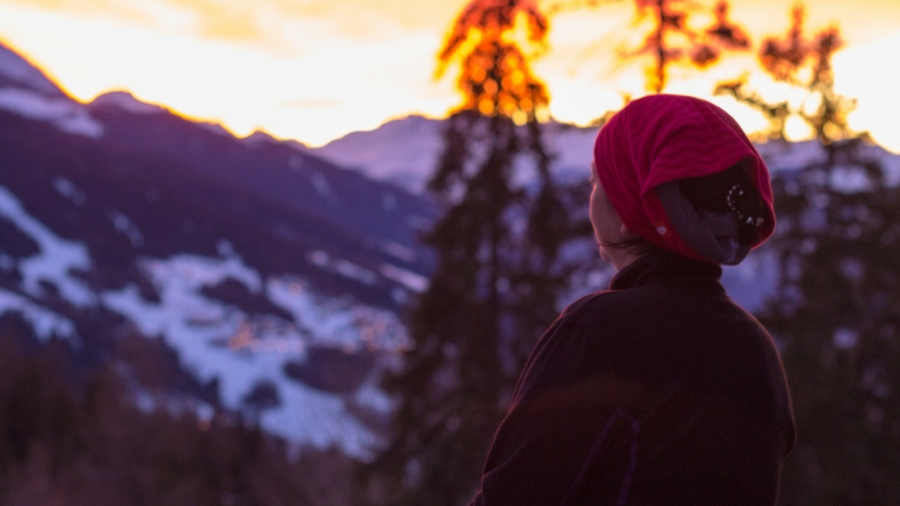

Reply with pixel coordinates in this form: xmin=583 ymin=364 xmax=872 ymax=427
xmin=305 ymin=250 xmax=379 ymax=286
xmin=311 ymin=116 xmax=600 ymax=193
xmin=102 ymin=251 xmax=408 ymax=457
xmin=542 ymin=122 xmax=598 ymax=181
xmin=0 ymin=186 xmax=94 ymax=306
xmin=755 ymin=140 xmax=826 ymax=173
xmin=312 ymin=115 xmax=444 ymax=193
xmin=757 ymin=140 xmax=900 ymax=190
xmin=333 ymin=260 xmax=378 ymax=285
xmin=0 ymin=288 xmax=76 ymax=340
xmin=143 ymin=252 xmax=262 ymax=295
xmin=381 ymin=241 xmax=417 ymax=262
xmin=53 ymin=177 xmax=86 ymax=206
xmin=91 ymin=90 xmax=166 ymax=115
xmin=0 ymin=88 xmax=103 ymax=138
xmin=379 ymin=263 xmax=429 ymax=293
xmin=0 ymin=42 xmax=63 ymax=97
xmin=109 ymin=210 xmax=145 ymax=247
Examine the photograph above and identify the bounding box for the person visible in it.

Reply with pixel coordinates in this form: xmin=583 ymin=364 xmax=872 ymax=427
xmin=468 ymin=95 xmax=796 ymax=506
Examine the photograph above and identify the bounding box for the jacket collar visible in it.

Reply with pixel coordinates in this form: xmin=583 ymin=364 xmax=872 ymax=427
xmin=609 ymin=249 xmax=725 ymax=292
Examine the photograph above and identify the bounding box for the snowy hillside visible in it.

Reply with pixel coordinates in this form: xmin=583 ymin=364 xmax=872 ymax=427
xmin=0 ymin=182 xmax=406 ymax=455
xmin=312 ymin=116 xmax=598 ymax=193
xmin=0 ymin=40 xmax=435 ymax=458
xmin=0 ymin=42 xmax=102 ymax=137
xmin=0 ymin=42 xmax=65 ymax=98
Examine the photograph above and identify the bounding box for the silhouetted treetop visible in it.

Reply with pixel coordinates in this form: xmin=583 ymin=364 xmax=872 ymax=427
xmin=625 ymin=0 xmax=751 ymax=93
xmin=717 ymin=3 xmax=853 ymax=143
xmin=437 ymin=0 xmax=551 ymax=124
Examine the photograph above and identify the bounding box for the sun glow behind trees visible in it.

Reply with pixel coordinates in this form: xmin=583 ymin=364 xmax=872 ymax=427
xmin=0 ymin=0 xmax=897 ymax=150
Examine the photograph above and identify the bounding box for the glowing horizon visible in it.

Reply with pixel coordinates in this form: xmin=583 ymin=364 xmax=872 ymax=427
xmin=1 ymin=0 xmax=898 ymax=151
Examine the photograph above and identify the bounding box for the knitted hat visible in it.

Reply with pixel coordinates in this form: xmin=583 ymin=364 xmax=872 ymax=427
xmin=593 ymin=94 xmax=775 ymax=265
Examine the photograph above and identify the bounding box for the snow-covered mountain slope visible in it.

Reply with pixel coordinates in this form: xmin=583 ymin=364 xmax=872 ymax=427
xmin=0 ymin=107 xmax=429 ymax=456
xmin=1 ymin=177 xmax=405 ymax=455
xmin=0 ymin=43 xmax=439 ymax=458
xmin=310 ymin=115 xmax=444 ymax=193
xmin=0 ymin=41 xmax=103 ymax=138
xmin=0 ymin=41 xmax=65 ymax=98
xmin=311 ymin=115 xmax=598 ymax=193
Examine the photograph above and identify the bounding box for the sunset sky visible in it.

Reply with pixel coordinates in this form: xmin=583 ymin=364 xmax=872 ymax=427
xmin=1 ymin=0 xmax=898 ymax=151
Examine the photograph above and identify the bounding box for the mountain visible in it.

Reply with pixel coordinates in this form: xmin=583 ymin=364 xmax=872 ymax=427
xmin=311 ymin=115 xmax=599 ymax=193
xmin=0 ymin=41 xmax=437 ymax=457
xmin=4 ymin=39 xmax=900 ymax=460
xmin=0 ymin=41 xmax=65 ymax=98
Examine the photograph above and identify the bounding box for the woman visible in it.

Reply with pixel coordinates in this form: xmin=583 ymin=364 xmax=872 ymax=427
xmin=469 ymin=95 xmax=795 ymax=505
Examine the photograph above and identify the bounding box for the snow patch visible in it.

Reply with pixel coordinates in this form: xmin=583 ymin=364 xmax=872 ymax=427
xmin=144 ymin=252 xmax=262 ymax=295
xmin=53 ymin=177 xmax=86 ymax=206
xmin=312 ymin=115 xmax=443 ymax=194
xmin=381 ymin=241 xmax=417 ymax=262
xmin=102 ymin=253 xmax=408 ymax=456
xmin=0 ymin=88 xmax=102 ymax=138
xmin=379 ymin=264 xmax=428 ymax=292
xmin=310 ymin=116 xmax=598 ymax=193
xmin=305 ymin=250 xmax=378 ymax=285
xmin=0 ymin=42 xmax=63 ymax=97
xmin=0 ymin=186 xmax=93 ymax=306
xmin=333 ymin=260 xmax=378 ymax=285
xmin=0 ymin=288 xmax=76 ymax=340
xmin=109 ymin=210 xmax=145 ymax=247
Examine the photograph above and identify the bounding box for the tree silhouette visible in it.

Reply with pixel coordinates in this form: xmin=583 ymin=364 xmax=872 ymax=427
xmin=625 ymin=0 xmax=750 ymax=93
xmin=715 ymin=4 xmax=853 ymax=142
xmin=372 ymin=1 xmax=579 ymax=505
xmin=718 ymin=6 xmax=900 ymax=504
xmin=762 ymin=136 xmax=900 ymax=506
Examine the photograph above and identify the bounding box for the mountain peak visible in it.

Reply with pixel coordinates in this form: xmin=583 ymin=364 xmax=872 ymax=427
xmin=243 ymin=129 xmax=279 ymax=145
xmin=0 ymin=40 xmax=66 ymax=98
xmin=90 ymin=90 xmax=167 ymax=115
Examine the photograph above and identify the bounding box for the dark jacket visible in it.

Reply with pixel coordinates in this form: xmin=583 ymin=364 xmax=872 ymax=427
xmin=469 ymin=251 xmax=795 ymax=506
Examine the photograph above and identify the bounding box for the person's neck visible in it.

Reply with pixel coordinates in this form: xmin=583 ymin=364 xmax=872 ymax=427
xmin=609 ymin=250 xmax=643 ymax=272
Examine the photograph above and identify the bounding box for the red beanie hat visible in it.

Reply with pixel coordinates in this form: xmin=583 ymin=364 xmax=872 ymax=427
xmin=593 ymin=94 xmax=775 ymax=264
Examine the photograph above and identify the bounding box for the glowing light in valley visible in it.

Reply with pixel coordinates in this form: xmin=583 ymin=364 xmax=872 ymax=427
xmin=0 ymin=0 xmax=897 ymax=150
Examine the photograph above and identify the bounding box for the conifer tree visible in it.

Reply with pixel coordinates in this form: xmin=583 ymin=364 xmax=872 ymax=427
xmin=626 ymin=0 xmax=750 ymax=92
xmin=372 ymin=2 xmax=578 ymax=505
xmin=763 ymin=129 xmax=900 ymax=506
xmin=714 ymin=4 xmax=851 ymax=142
xmin=721 ymin=6 xmax=900 ymax=503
